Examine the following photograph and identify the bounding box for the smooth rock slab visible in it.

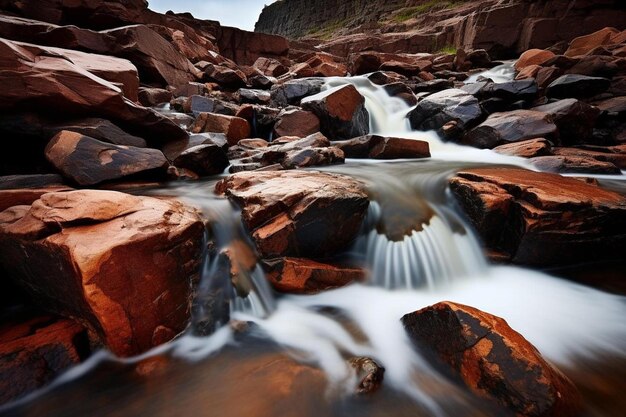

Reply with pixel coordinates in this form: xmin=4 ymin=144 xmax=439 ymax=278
xmin=546 ymin=74 xmax=610 ymax=99
xmin=402 ymin=302 xmax=581 ymax=417
xmin=215 ymin=171 xmax=369 ymax=258
xmin=0 ymin=190 xmax=205 ymax=356
xmin=45 ymin=131 xmax=169 ymax=186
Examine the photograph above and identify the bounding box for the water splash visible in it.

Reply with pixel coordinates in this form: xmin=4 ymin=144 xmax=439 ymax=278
xmin=464 ymin=62 xmax=517 ymax=84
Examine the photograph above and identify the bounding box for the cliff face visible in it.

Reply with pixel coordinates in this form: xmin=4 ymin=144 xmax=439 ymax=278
xmin=256 ymin=0 xmax=626 ymax=58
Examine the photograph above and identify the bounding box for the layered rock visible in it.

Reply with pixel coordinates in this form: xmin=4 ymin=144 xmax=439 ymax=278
xmin=449 ymin=168 xmax=626 ymax=265
xmin=0 ymin=190 xmax=205 ymax=356
xmin=402 ymin=302 xmax=581 ymax=417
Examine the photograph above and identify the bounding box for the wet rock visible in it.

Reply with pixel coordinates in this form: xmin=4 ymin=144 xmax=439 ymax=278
xmin=301 ymin=84 xmax=369 ymax=140
xmin=184 ymin=95 xmax=239 ymax=117
xmin=191 ymin=113 xmax=251 ymax=145
xmin=466 ymin=49 xmax=493 ymax=68
xmin=383 ymin=82 xmax=417 ymax=106
xmin=463 ymin=79 xmax=538 ymax=102
xmin=515 ymin=49 xmax=556 ymax=71
xmin=565 ymin=27 xmax=621 ymax=57
xmin=554 ymin=144 xmax=626 ymax=169
xmin=532 ymin=99 xmax=601 ymax=144
xmin=409 ymin=79 xmax=455 ymax=94
xmin=408 ymin=89 xmax=483 ymax=135
xmin=348 ymin=357 xmax=385 ymax=395
xmin=173 ymin=144 xmax=229 ymax=177
xmin=273 ymin=109 xmax=320 ymax=138
xmin=215 ymin=171 xmax=369 ymax=258
xmin=546 ymin=74 xmax=611 ymax=99
xmin=238 ymin=88 xmax=271 ymax=105
xmin=0 ymin=38 xmax=187 ymax=146
xmin=367 ymin=71 xmax=407 ymax=86
xmin=253 ymin=57 xmax=288 ymax=77
xmin=44 ymin=131 xmax=168 ymax=186
xmin=530 ymin=155 xmax=621 ymax=175
xmin=493 ymin=138 xmax=553 ymax=158
xmin=138 ymin=87 xmax=173 ymax=107
xmin=462 ymin=110 xmax=557 ymax=149
xmin=449 ymin=168 xmax=626 ymax=266
xmin=203 ymin=63 xmax=247 ymax=88
xmin=0 ymin=315 xmax=89 ymax=405
xmin=280 ymin=146 xmax=345 ymax=169
xmin=334 ymin=135 xmax=430 ymax=160
xmin=0 ymin=190 xmax=205 ymax=356
xmin=402 ymin=302 xmax=581 ymax=417
xmin=262 ymin=258 xmax=365 ymax=294
xmin=270 ymin=78 xmax=325 ymax=107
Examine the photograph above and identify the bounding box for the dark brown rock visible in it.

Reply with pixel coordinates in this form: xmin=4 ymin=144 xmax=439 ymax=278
xmin=253 ymin=57 xmax=288 ymax=77
xmin=334 ymin=135 xmax=430 ymax=159
xmin=546 ymin=74 xmax=611 ymax=99
xmin=301 ymin=84 xmax=369 ymax=140
xmin=449 ymin=168 xmax=626 ymax=266
xmin=172 ymin=144 xmax=229 ymax=176
xmin=138 ymin=87 xmax=173 ymax=107
xmin=402 ymin=302 xmax=581 ymax=417
xmin=191 ymin=113 xmax=251 ymax=146
xmin=532 ymin=99 xmax=600 ymax=145
xmin=215 ymin=171 xmax=369 ymax=258
xmin=408 ymin=89 xmax=483 ymax=135
xmin=273 ymin=109 xmax=320 ymax=138
xmin=348 ymin=357 xmax=385 ymax=395
xmin=0 ymin=190 xmax=205 ymax=356
xmin=263 ymin=257 xmax=365 ymax=294
xmin=45 ymin=131 xmax=168 ymax=186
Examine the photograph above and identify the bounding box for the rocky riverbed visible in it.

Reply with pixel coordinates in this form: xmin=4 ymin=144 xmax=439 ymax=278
xmin=0 ymin=1 xmax=625 ymax=416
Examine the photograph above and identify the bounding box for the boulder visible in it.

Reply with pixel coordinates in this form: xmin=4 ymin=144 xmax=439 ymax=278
xmin=462 ymin=79 xmax=538 ymax=102
xmin=301 ymin=85 xmax=369 ymax=140
xmin=402 ymin=302 xmax=580 ymax=417
xmin=383 ymin=82 xmax=417 ymax=106
xmin=262 ymin=258 xmax=365 ymax=294
xmin=45 ymin=131 xmax=169 ymax=186
xmin=530 ymin=155 xmax=621 ymax=175
xmin=449 ymin=168 xmax=626 ymax=265
xmin=514 ymin=49 xmax=556 ymax=71
xmin=270 ymin=78 xmax=325 ymax=107
xmin=0 ymin=38 xmax=188 ymax=146
xmin=273 ymin=109 xmax=320 ymax=138
xmin=172 ymin=144 xmax=229 ymax=177
xmin=553 ymin=145 xmax=626 ymax=169
xmin=379 ymin=60 xmax=432 ymax=77
xmin=253 ymin=57 xmax=288 ymax=77
xmin=0 ymin=190 xmax=205 ymax=356
xmin=215 ymin=171 xmax=369 ymax=258
xmin=138 ymin=87 xmax=173 ymax=107
xmin=546 ymin=75 xmax=611 ymax=99
xmin=191 ymin=113 xmax=251 ymax=146
xmin=493 ymin=138 xmax=553 ymax=158
xmin=102 ymin=25 xmax=198 ymax=88
xmin=238 ymin=88 xmax=271 ymax=105
xmin=532 ymin=99 xmax=601 ymax=144
xmin=408 ymin=89 xmax=483 ymax=135
xmin=565 ymin=27 xmax=621 ymax=57
xmin=203 ymin=63 xmax=247 ymax=88
xmin=0 ymin=315 xmax=89 ymax=405
xmin=334 ymin=135 xmax=430 ymax=159
xmin=462 ymin=110 xmax=557 ymax=149
xmin=184 ymin=95 xmax=238 ymax=116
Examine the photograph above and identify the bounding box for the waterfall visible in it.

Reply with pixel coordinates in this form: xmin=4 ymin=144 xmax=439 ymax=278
xmin=464 ymin=62 xmax=517 ymax=84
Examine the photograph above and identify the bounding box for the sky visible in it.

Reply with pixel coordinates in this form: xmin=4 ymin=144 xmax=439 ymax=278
xmin=148 ymin=0 xmax=277 ymax=31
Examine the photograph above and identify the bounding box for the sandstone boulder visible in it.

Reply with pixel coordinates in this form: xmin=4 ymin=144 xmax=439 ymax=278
xmin=172 ymin=144 xmax=229 ymax=177
xmin=301 ymin=84 xmax=369 ymax=140
xmin=449 ymin=168 xmax=626 ymax=265
xmin=138 ymin=87 xmax=173 ymax=107
xmin=565 ymin=27 xmax=621 ymax=57
xmin=215 ymin=171 xmax=369 ymax=258
xmin=462 ymin=110 xmax=558 ymax=149
xmin=530 ymin=155 xmax=621 ymax=175
xmin=402 ymin=302 xmax=580 ymax=417
xmin=334 ymin=135 xmax=430 ymax=160
xmin=191 ymin=113 xmax=251 ymax=146
xmin=515 ymin=49 xmax=556 ymax=71
xmin=253 ymin=57 xmax=288 ymax=77
xmin=0 ymin=190 xmax=205 ymax=356
xmin=493 ymin=138 xmax=553 ymax=158
xmin=263 ymin=258 xmax=365 ymax=294
xmin=45 ymin=131 xmax=169 ymax=186
xmin=273 ymin=109 xmax=320 ymax=138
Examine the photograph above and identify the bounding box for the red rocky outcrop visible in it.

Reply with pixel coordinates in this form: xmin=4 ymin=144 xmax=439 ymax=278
xmin=0 ymin=190 xmax=205 ymax=356
xmin=402 ymin=302 xmax=581 ymax=417
xmin=449 ymin=168 xmax=626 ymax=266
xmin=215 ymin=171 xmax=369 ymax=259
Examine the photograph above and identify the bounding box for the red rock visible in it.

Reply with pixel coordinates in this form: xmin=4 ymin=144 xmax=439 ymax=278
xmin=301 ymin=84 xmax=369 ymax=140
xmin=379 ymin=60 xmax=432 ymax=77
xmin=449 ymin=168 xmax=626 ymax=266
xmin=215 ymin=171 xmax=369 ymax=258
xmin=0 ymin=186 xmax=73 ymax=213
xmin=515 ymin=64 xmax=541 ymax=80
xmin=215 ymin=26 xmax=289 ymax=66
xmin=290 ymin=62 xmax=316 ymax=78
xmin=565 ymin=27 xmax=621 ymax=57
xmin=172 ymin=144 xmax=229 ymax=177
xmin=334 ymin=135 xmax=430 ymax=159
xmin=0 ymin=315 xmax=89 ymax=405
xmin=191 ymin=113 xmax=251 ymax=146
xmin=462 ymin=110 xmax=557 ymax=149
xmin=254 ymin=57 xmax=288 ymax=77
xmin=0 ymin=190 xmax=205 ymax=356
xmin=263 ymin=257 xmax=365 ymax=294
xmin=273 ymin=109 xmax=320 ymax=138
xmin=45 ymin=131 xmax=169 ymax=186
xmin=535 ymin=66 xmax=563 ymax=89
xmin=147 ymin=24 xmax=216 ymax=63
xmin=202 ymin=63 xmax=247 ymax=88
xmin=0 ymin=38 xmax=188 ymax=146
xmin=138 ymin=87 xmax=173 ymax=107
xmin=402 ymin=302 xmax=581 ymax=417
xmin=514 ymin=49 xmax=556 ymax=71
xmin=493 ymin=138 xmax=553 ymax=158
xmin=530 ymin=155 xmax=621 ymax=175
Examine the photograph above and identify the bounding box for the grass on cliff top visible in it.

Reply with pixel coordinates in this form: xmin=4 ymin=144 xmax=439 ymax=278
xmin=393 ymin=0 xmax=464 ymax=23
xmin=307 ymin=18 xmax=349 ymax=41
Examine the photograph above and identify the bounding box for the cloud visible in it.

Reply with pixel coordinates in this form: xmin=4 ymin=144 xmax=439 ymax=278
xmin=147 ymin=0 xmax=277 ymax=31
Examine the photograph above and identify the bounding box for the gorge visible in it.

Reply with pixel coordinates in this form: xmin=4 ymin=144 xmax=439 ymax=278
xmin=0 ymin=1 xmax=625 ymax=416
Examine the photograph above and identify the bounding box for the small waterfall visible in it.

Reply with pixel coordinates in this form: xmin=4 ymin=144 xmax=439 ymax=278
xmin=464 ymin=62 xmax=517 ymax=84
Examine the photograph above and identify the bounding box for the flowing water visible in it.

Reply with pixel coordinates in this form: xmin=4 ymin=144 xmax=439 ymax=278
xmin=2 ymin=75 xmax=626 ymax=417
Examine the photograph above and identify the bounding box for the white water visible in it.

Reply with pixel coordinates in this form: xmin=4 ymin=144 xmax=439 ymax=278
xmin=3 ymin=74 xmax=626 ymax=416
xmin=464 ymin=62 xmax=517 ymax=84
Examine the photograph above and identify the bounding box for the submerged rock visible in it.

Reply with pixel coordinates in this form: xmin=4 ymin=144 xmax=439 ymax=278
xmin=449 ymin=168 xmax=626 ymax=265
xmin=402 ymin=302 xmax=581 ymax=417
xmin=0 ymin=190 xmax=205 ymax=356
xmin=348 ymin=357 xmax=385 ymax=395
xmin=215 ymin=171 xmax=369 ymax=258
